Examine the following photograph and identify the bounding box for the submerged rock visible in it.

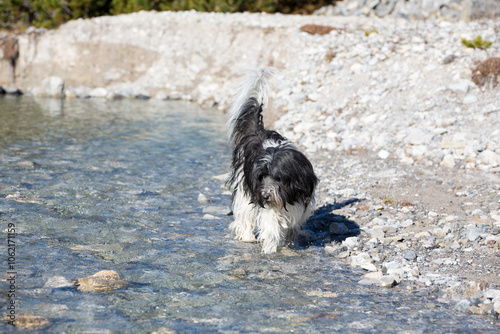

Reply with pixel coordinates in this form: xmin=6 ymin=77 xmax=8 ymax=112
xmin=4 ymin=314 xmax=50 ymax=330
xmin=75 ymin=270 xmax=129 ymax=293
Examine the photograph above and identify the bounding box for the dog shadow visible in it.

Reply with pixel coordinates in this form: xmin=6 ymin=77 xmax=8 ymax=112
xmin=296 ymin=198 xmax=361 ymax=249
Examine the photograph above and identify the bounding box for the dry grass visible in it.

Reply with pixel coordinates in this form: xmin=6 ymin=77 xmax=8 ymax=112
xmin=472 ymin=57 xmax=500 ymax=88
xmin=300 ymin=24 xmax=343 ymax=35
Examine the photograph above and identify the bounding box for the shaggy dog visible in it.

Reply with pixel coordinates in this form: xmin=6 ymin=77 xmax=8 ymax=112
xmin=227 ymin=68 xmax=318 ymax=254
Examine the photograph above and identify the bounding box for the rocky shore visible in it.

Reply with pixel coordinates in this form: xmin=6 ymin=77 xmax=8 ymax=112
xmin=1 ymin=7 xmax=499 ymax=322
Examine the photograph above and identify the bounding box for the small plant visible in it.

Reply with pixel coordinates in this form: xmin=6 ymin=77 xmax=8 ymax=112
xmin=461 ymin=36 xmax=492 ymax=50
xmin=364 ymin=28 xmax=378 ymax=37
xmin=383 ymin=196 xmax=394 ymax=205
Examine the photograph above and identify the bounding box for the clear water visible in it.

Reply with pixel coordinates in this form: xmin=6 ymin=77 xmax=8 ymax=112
xmin=1 ymin=96 xmax=499 ymax=333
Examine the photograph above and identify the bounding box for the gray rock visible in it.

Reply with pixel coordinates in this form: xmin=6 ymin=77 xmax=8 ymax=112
xmin=3 ymin=87 xmax=23 ymax=95
xmin=414 ymin=288 xmax=429 ymax=296
xmin=379 ymin=275 xmax=397 ymax=288
xmin=33 ymin=76 xmax=65 ymax=98
xmin=155 ymin=91 xmax=168 ymax=100
xmin=197 ymin=193 xmax=210 ymax=203
xmin=403 ymin=250 xmax=417 ymax=261
xmin=329 ymin=222 xmax=350 ymax=235
xmin=448 ymin=81 xmax=470 ymax=94
xmin=478 ymin=150 xmax=500 ymax=167
xmin=325 ymin=245 xmax=348 ymax=256
xmin=484 ymin=289 xmax=500 ymax=300
xmin=462 ymin=94 xmax=478 ymax=105
xmin=344 ymin=236 xmax=360 ymax=248
xmin=89 ymin=87 xmax=108 ymax=98
xmin=466 ymin=230 xmax=481 ymax=242
xmin=442 ymin=54 xmax=456 ymax=64
xmin=455 ymin=299 xmax=471 ymax=313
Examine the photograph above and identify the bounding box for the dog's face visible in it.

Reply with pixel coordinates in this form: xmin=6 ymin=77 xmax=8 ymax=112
xmin=249 ymin=146 xmax=317 ymax=210
xmin=255 ymin=175 xmax=283 ymax=208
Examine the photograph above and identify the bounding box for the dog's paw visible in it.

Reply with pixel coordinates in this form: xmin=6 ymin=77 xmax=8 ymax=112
xmin=238 ymin=234 xmax=257 ymax=243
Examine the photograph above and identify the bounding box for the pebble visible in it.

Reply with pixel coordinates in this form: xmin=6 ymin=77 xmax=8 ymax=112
xmin=455 ymin=299 xmax=471 ymax=313
xmin=75 ymin=270 xmax=129 ymax=293
xmin=197 ymin=193 xmax=210 ymax=203
xmin=7 ymin=314 xmax=50 ymax=330
xmin=466 ymin=230 xmax=481 ymax=242
xmin=343 ymin=236 xmax=360 ymax=248
xmin=379 ymin=275 xmax=397 ymax=288
xmin=378 ymin=149 xmax=390 ymax=159
xmin=403 ymin=250 xmax=417 ymax=261
xmin=89 ymin=87 xmax=108 ymax=98
xmin=462 ymin=94 xmax=478 ymax=105
xmin=329 ymin=222 xmax=350 ymax=235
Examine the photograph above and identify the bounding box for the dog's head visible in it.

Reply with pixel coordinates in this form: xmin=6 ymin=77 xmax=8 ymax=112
xmin=250 ymin=146 xmax=318 ymax=210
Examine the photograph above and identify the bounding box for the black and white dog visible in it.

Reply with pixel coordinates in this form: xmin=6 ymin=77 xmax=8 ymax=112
xmin=227 ymin=68 xmax=318 ymax=254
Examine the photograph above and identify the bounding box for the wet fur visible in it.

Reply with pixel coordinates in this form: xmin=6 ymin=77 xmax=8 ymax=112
xmin=227 ymin=68 xmax=318 ymax=254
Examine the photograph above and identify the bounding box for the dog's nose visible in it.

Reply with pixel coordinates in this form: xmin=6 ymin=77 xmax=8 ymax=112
xmin=261 ymin=192 xmax=270 ymax=201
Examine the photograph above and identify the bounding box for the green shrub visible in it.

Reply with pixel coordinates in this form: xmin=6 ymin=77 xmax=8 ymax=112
xmin=0 ymin=0 xmax=336 ymax=30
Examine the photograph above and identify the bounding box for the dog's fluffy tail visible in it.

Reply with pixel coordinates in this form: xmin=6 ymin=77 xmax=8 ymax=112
xmin=227 ymin=67 xmax=278 ymax=144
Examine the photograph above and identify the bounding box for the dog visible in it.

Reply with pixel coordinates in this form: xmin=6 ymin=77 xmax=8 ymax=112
xmin=226 ymin=68 xmax=318 ymax=254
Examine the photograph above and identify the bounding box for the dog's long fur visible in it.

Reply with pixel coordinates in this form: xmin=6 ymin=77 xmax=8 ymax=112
xmin=227 ymin=68 xmax=318 ymax=254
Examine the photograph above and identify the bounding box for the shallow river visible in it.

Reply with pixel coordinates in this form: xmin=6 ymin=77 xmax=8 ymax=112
xmin=1 ymin=96 xmax=499 ymax=333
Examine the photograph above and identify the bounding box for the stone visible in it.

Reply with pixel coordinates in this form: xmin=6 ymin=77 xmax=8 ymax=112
xmin=197 ymin=193 xmax=210 ymax=203
xmin=448 ymin=80 xmax=470 ymax=94
xmin=325 ymin=244 xmax=348 ymax=256
xmin=155 ymin=91 xmax=168 ymax=100
xmin=484 ymin=289 xmax=500 ymax=300
xmin=404 ymin=127 xmax=435 ymax=145
xmin=378 ymin=149 xmax=390 ymax=159
xmin=441 ymin=154 xmax=455 ymax=168
xmin=8 ymin=314 xmax=50 ymax=330
xmin=462 ymin=94 xmax=478 ymax=104
xmin=378 ymin=275 xmax=397 ymax=288
xmin=494 ymin=301 xmax=500 ymax=315
xmin=350 ymin=252 xmax=372 ymax=267
xmin=75 ymin=270 xmax=129 ymax=293
xmin=466 ymin=230 xmax=481 ymax=242
xmin=455 ymin=299 xmax=471 ymax=312
xmin=343 ymin=236 xmax=360 ymax=248
xmin=33 ymin=76 xmax=64 ymax=98
xmin=89 ymin=87 xmax=108 ymax=98
xmin=403 ymin=250 xmax=417 ymax=261
xmin=401 ymin=219 xmax=414 ymax=227
xmin=442 ymin=54 xmax=456 ymax=64
xmin=360 ymin=262 xmax=378 ymax=272
xmin=478 ymin=150 xmax=500 ymax=167
xmin=135 ymin=94 xmax=150 ymax=100
xmin=329 ymin=222 xmax=350 ymax=235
